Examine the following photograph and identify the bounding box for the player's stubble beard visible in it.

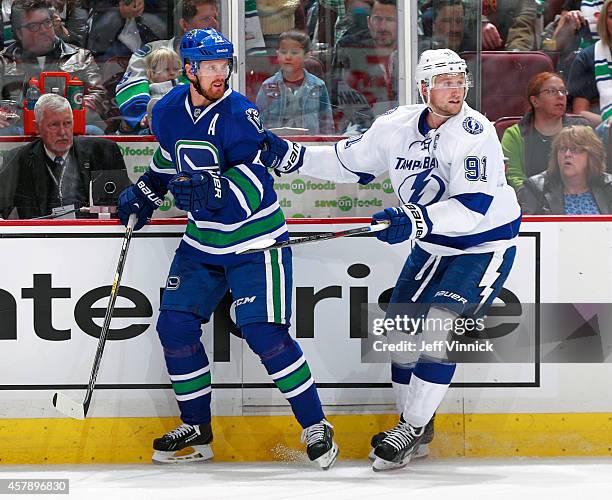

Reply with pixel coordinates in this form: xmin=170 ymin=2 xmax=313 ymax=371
xmin=427 ymin=88 xmax=464 ymax=120
xmin=189 ymin=74 xmax=226 ymax=105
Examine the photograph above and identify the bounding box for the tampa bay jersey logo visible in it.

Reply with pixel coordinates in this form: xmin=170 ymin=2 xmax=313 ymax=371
xmin=398 ymin=168 xmax=445 ymax=205
xmin=175 ymin=140 xmax=221 ymax=172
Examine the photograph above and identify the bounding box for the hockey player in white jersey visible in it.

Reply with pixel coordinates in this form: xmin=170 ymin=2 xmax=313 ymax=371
xmin=258 ymin=49 xmax=521 ymax=471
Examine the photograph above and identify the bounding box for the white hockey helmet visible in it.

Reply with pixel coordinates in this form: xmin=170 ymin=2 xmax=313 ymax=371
xmin=415 ymin=49 xmax=468 ymax=91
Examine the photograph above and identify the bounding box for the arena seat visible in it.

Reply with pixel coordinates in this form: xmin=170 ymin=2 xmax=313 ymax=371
xmin=493 ymin=116 xmax=522 ymax=141
xmin=461 ymin=51 xmax=555 ymax=122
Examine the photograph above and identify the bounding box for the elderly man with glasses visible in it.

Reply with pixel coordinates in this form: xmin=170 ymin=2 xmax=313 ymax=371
xmin=0 ymin=0 xmax=109 ymax=134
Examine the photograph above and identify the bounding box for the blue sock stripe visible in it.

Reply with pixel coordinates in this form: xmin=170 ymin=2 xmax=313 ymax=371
xmin=391 ymin=363 xmax=414 ymax=384
xmin=413 ymin=359 xmax=456 ymax=385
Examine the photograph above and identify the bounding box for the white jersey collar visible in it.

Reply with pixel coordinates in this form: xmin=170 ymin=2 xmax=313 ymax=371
xmin=184 ymin=87 xmax=232 ymax=125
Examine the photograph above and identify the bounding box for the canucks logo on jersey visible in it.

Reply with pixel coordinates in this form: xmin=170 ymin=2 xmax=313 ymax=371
xmin=175 ymin=140 xmax=221 ymax=173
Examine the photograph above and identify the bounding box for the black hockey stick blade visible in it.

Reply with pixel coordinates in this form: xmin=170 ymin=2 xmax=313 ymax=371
xmin=236 ymin=220 xmax=390 ymax=254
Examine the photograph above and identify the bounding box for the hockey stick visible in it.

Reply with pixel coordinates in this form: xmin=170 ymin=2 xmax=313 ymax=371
xmin=236 ymin=220 xmax=390 ymax=254
xmin=52 ymin=213 xmax=137 ymax=419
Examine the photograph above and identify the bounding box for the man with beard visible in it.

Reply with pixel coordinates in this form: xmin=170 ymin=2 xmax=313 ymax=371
xmin=116 ymin=29 xmax=339 ymax=469
xmin=331 ymin=0 xmax=398 ymax=133
xmin=0 ymin=0 xmax=108 ymax=133
xmin=419 ymin=0 xmax=476 ymax=54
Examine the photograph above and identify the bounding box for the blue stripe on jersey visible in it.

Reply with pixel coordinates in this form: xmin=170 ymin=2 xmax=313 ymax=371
xmin=453 ymin=192 xmax=494 ymax=215
xmin=422 ymin=215 xmax=521 ymax=250
xmin=333 ymin=142 xmax=376 ymax=185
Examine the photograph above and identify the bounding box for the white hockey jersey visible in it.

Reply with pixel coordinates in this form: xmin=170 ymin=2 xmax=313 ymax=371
xmin=299 ymin=103 xmax=521 ymax=255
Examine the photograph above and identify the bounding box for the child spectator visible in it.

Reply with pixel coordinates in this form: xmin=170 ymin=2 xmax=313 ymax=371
xmin=256 ymin=29 xmax=334 ymax=135
xmin=117 ymin=45 xmax=181 ymax=134
xmin=143 ymin=46 xmax=182 ymax=130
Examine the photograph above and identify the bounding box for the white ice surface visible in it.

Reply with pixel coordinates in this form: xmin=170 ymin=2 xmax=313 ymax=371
xmin=2 ymin=458 xmax=612 ymax=500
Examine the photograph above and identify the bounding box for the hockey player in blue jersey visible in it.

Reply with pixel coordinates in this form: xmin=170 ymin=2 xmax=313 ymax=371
xmin=116 ymin=29 xmax=338 ymax=469
xmin=258 ymin=49 xmax=521 ymax=471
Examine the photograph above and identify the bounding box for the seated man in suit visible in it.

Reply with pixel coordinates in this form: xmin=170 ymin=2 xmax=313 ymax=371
xmin=0 ymin=93 xmax=130 ymax=219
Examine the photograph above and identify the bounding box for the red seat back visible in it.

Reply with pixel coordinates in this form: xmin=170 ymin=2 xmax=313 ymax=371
xmin=494 ymin=116 xmax=522 ymax=141
xmin=461 ymin=51 xmax=555 ymax=122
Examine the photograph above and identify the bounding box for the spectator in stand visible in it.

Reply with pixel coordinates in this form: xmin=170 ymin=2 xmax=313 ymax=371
xmin=115 ymin=0 xmax=218 ymax=134
xmin=503 ymin=72 xmax=588 ymax=191
xmin=567 ymin=0 xmax=612 ymax=147
xmin=540 ymin=1 xmax=602 ymax=72
xmin=481 ymin=0 xmax=538 ymax=51
xmin=519 ymin=125 xmax=612 ymax=214
xmin=419 ymin=0 xmax=476 ymax=54
xmin=331 ymin=0 xmax=398 ymax=133
xmin=0 ymin=94 xmax=129 ymax=219
xmin=256 ymin=0 xmax=304 ymax=49
xmin=256 ymin=30 xmax=334 ymax=135
xmin=87 ymin=0 xmax=166 ymax=63
xmin=47 ymin=0 xmax=89 ymax=48
xmin=139 ymin=45 xmax=181 ymax=133
xmin=0 ymin=0 xmax=109 ymax=133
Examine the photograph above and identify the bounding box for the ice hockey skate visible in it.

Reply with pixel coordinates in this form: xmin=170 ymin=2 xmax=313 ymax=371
xmin=152 ymin=423 xmax=213 ymax=464
xmin=369 ymin=414 xmax=435 ymax=460
xmin=371 ymin=417 xmax=424 ymax=472
xmin=300 ymin=419 xmax=339 ymax=470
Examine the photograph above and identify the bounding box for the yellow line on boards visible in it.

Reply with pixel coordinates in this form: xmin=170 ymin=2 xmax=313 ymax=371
xmin=1 ymin=413 xmax=611 ymax=464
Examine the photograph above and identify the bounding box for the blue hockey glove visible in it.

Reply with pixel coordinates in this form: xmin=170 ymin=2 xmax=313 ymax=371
xmin=168 ymin=170 xmax=227 ymax=212
xmin=372 ymin=203 xmax=432 ymax=244
xmin=257 ymin=130 xmax=305 ymax=175
xmin=117 ymin=172 xmax=165 ymax=231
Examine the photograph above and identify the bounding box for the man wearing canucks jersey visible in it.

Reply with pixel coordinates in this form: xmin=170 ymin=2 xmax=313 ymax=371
xmin=117 ymin=29 xmax=338 ymax=469
xmin=259 ymin=49 xmax=520 ymax=471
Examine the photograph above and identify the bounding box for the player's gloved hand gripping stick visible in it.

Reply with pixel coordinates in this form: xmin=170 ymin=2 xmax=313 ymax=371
xmin=52 ymin=213 xmax=137 ymax=419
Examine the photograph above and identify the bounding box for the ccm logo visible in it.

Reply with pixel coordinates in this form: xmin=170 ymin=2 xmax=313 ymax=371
xmin=233 ymin=296 xmax=256 ymax=306
xmin=137 ymin=180 xmax=163 ymax=206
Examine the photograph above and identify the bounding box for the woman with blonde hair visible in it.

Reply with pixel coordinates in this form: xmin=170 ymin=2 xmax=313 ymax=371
xmin=519 ymin=125 xmax=612 ymax=214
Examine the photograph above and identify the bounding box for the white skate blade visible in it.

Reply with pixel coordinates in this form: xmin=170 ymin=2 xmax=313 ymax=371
xmin=52 ymin=392 xmax=85 ymax=420
xmin=372 ymin=454 xmax=412 ymax=472
xmin=152 ymin=444 xmax=214 ymax=464
xmin=412 ymin=443 xmax=429 ymax=459
xmin=313 ymin=442 xmax=339 ymax=470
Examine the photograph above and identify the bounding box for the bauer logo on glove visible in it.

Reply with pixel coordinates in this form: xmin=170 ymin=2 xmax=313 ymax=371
xmin=372 ymin=203 xmax=433 ymax=245
xmin=169 ymin=170 xmax=227 ymax=212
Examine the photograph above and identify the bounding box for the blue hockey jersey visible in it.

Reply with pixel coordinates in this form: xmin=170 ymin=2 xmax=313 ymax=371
xmin=149 ymin=85 xmax=288 ymax=264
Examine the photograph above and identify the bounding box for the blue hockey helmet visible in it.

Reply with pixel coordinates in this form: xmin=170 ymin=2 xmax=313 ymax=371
xmin=180 ymin=28 xmax=234 ymax=66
